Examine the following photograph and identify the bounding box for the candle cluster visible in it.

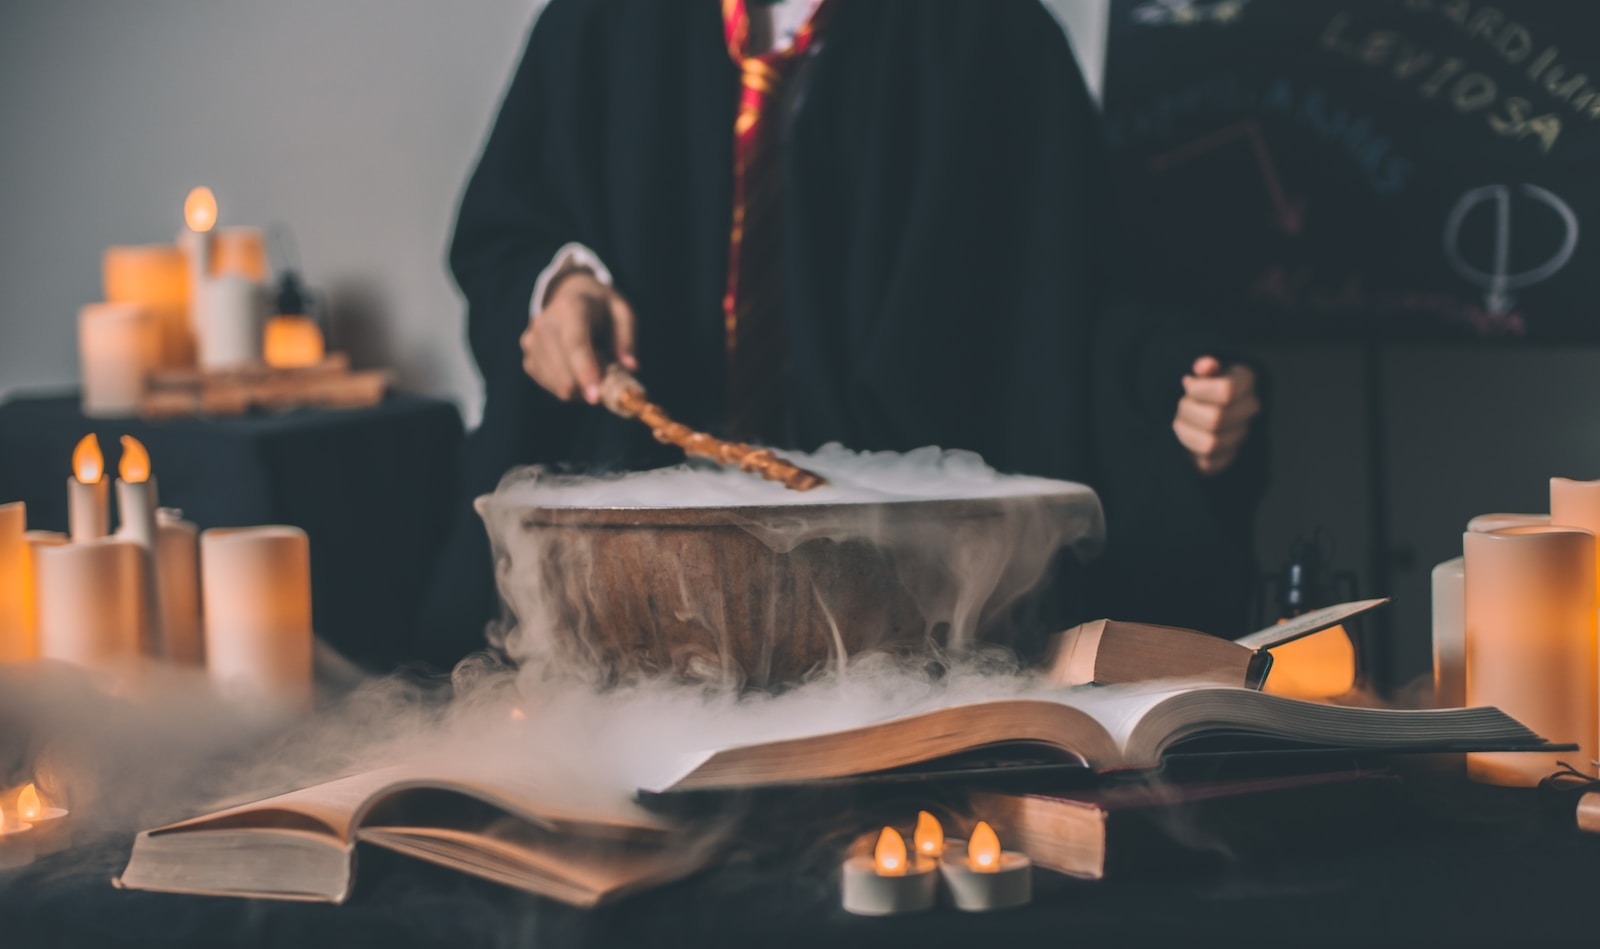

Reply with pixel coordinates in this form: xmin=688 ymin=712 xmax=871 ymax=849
xmin=83 ymin=187 xmax=326 ymax=417
xmin=841 ymin=811 xmax=1032 ymax=916
xmin=1429 ymin=479 xmax=1600 ymax=788
xmin=0 ymin=436 xmax=313 ymax=710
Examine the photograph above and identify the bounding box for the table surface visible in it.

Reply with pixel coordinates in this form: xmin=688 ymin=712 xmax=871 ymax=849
xmin=2 ymin=778 xmax=1594 ymax=949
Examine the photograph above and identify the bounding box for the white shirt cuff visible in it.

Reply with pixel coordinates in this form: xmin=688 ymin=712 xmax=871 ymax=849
xmin=531 ymin=242 xmax=613 ymax=315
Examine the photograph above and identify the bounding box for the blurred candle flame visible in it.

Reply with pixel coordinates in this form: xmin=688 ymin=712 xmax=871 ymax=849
xmin=873 ymin=826 xmax=907 ymax=876
xmin=119 ymin=435 xmax=151 ymax=484
xmin=72 ymin=434 xmax=104 ymax=484
xmin=17 ymin=784 xmax=42 ymax=822
xmin=184 ymin=187 xmax=217 ymax=233
xmin=968 ymin=821 xmax=1001 ymax=872
xmin=914 ymin=810 xmax=943 ymax=857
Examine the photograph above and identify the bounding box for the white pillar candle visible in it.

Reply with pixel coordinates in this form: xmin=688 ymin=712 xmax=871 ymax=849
xmin=938 ymin=824 xmax=1033 ymax=912
xmin=115 ymin=436 xmax=161 ymax=657
xmin=840 ymin=827 xmax=937 ymax=916
xmin=35 ymin=537 xmax=146 ymax=671
xmin=0 ymin=503 xmax=33 ymax=662
xmin=201 ymin=526 xmax=312 ymax=708
xmin=195 ymin=274 xmax=263 ymax=370
xmin=67 ymin=434 xmax=110 ymax=542
xmin=1466 ymin=513 xmax=1550 ymax=533
xmin=1431 ymin=557 xmax=1465 ymax=708
xmin=1465 ymin=526 xmax=1598 ymax=787
xmin=79 ymin=303 xmax=161 ymax=418
xmin=154 ymin=510 xmax=202 ymax=665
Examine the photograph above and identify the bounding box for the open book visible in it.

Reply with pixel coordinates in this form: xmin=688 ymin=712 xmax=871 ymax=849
xmin=1048 ymin=599 xmax=1388 ymax=689
xmin=117 ymin=761 xmax=713 ymax=908
xmin=644 ymin=681 xmax=1551 ymax=793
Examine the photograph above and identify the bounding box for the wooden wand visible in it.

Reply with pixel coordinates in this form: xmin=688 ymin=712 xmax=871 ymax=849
xmin=597 ymin=366 xmax=826 ymax=492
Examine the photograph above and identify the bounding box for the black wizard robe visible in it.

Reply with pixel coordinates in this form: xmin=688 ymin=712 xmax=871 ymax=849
xmin=418 ymin=0 xmax=1268 ymax=666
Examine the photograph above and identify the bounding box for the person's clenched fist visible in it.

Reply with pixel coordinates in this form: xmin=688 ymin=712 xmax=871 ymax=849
xmin=521 ymin=271 xmax=637 ymax=404
xmin=1173 ymin=355 xmax=1261 ymax=476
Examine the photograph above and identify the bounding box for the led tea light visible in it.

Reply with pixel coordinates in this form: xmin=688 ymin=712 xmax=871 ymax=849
xmin=0 ymin=801 xmax=34 ymax=871
xmin=841 ymin=826 xmax=937 ymax=916
xmin=15 ymin=784 xmax=69 ymax=855
xmin=913 ymin=810 xmax=945 ymax=860
xmin=939 ymin=822 xmax=1032 ymax=912
xmin=67 ymin=435 xmax=110 ymax=542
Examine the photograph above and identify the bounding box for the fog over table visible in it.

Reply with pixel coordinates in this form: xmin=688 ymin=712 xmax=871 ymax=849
xmin=477 ymin=446 xmax=1105 ymax=690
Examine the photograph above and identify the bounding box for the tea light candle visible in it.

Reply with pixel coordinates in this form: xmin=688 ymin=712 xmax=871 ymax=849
xmin=913 ymin=810 xmax=945 ymax=860
xmin=68 ymin=434 xmax=110 ymax=542
xmin=0 ymin=503 xmax=32 ymax=663
xmin=201 ymin=526 xmax=313 ymax=708
xmin=939 ymin=822 xmax=1032 ymax=912
xmin=14 ymin=784 xmax=69 ymax=855
xmin=841 ymin=827 xmax=937 ymax=916
xmin=79 ymin=303 xmax=161 ymax=418
xmin=0 ymin=802 xmax=34 ymax=871
xmin=154 ymin=510 xmax=203 ymax=665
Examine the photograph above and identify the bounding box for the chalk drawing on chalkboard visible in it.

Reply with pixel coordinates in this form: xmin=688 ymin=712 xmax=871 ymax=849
xmin=1444 ymin=184 xmax=1579 ymax=317
xmin=1131 ymin=0 xmax=1249 ymax=27
xmin=1148 ymin=120 xmax=1304 ymax=235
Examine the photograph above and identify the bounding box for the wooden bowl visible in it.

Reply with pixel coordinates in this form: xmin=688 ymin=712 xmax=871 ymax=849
xmin=477 ymin=487 xmax=1102 ymax=689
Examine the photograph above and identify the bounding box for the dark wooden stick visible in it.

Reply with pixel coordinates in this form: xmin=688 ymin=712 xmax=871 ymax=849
xmin=599 ymin=366 xmax=825 ymax=492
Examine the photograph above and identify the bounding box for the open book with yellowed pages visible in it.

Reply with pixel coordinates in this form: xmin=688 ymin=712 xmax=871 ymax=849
xmin=117 ymin=760 xmax=713 ymax=908
xmin=644 ymin=680 xmax=1552 ymax=794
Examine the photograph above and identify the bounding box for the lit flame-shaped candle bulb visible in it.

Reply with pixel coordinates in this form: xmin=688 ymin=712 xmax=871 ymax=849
xmin=14 ymin=783 xmax=69 ymax=855
xmin=842 ymin=824 xmax=936 ymax=915
xmin=968 ymin=821 xmax=1000 ymax=871
xmin=914 ymin=810 xmax=944 ymax=858
xmin=874 ymin=826 xmax=907 ymax=876
xmin=119 ymin=436 xmax=151 ymax=483
xmin=67 ymin=434 xmax=110 ymax=541
xmin=940 ymin=820 xmax=1032 ymax=912
xmin=185 ymin=187 xmax=218 ymax=234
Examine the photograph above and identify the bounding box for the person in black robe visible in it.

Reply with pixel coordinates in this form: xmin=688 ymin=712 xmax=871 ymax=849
xmin=417 ymin=0 xmax=1267 ymax=668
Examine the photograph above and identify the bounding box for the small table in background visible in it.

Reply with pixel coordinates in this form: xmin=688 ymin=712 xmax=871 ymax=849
xmin=0 ymin=391 xmax=465 ymax=669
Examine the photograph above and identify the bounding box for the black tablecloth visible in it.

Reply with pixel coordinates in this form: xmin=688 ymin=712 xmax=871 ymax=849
xmin=0 ymin=393 xmax=464 ymax=668
xmin=0 ymin=784 xmax=1594 ymax=949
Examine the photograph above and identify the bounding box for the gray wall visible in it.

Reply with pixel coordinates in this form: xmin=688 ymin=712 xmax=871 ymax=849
xmin=5 ymin=1 xmax=1594 ymax=682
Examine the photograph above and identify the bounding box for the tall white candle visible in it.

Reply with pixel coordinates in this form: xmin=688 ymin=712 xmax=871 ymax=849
xmin=115 ymin=436 xmax=160 ymax=657
xmin=179 ymin=186 xmax=217 ymax=343
xmin=79 ymin=303 xmax=161 ymax=418
xmin=195 ymin=274 xmax=263 ymax=369
xmin=35 ymin=537 xmax=146 ymax=672
xmin=201 ymin=526 xmax=312 ymax=708
xmin=67 ymin=434 xmax=110 ymax=542
xmin=1431 ymin=557 xmax=1465 ymax=708
xmin=155 ymin=510 xmax=203 ymax=665
xmin=0 ymin=503 xmax=32 ymax=662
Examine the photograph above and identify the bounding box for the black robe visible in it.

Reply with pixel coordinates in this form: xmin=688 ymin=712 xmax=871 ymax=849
xmin=418 ymin=0 xmax=1268 ymax=666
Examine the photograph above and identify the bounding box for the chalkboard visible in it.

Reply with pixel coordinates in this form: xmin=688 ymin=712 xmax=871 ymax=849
xmin=1103 ymin=0 xmax=1600 ymax=341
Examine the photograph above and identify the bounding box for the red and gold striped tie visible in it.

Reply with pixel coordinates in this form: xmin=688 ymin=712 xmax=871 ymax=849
xmin=720 ymin=0 xmax=833 ymax=442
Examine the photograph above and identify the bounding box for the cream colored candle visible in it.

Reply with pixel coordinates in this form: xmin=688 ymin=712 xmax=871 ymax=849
xmin=1464 ymin=526 xmax=1598 ymax=786
xmin=67 ymin=434 xmax=109 ymax=542
xmin=0 ymin=503 xmax=32 ymax=662
xmin=195 ymin=274 xmax=263 ymax=369
xmin=79 ymin=303 xmax=161 ymax=417
xmin=1431 ymin=556 xmax=1465 ymax=709
xmin=201 ymin=526 xmax=312 ymax=706
xmin=35 ymin=537 xmax=146 ymax=671
xmin=115 ymin=436 xmax=160 ymax=657
xmin=154 ymin=510 xmax=202 ymax=665
xmin=103 ymin=243 xmax=192 ymax=368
